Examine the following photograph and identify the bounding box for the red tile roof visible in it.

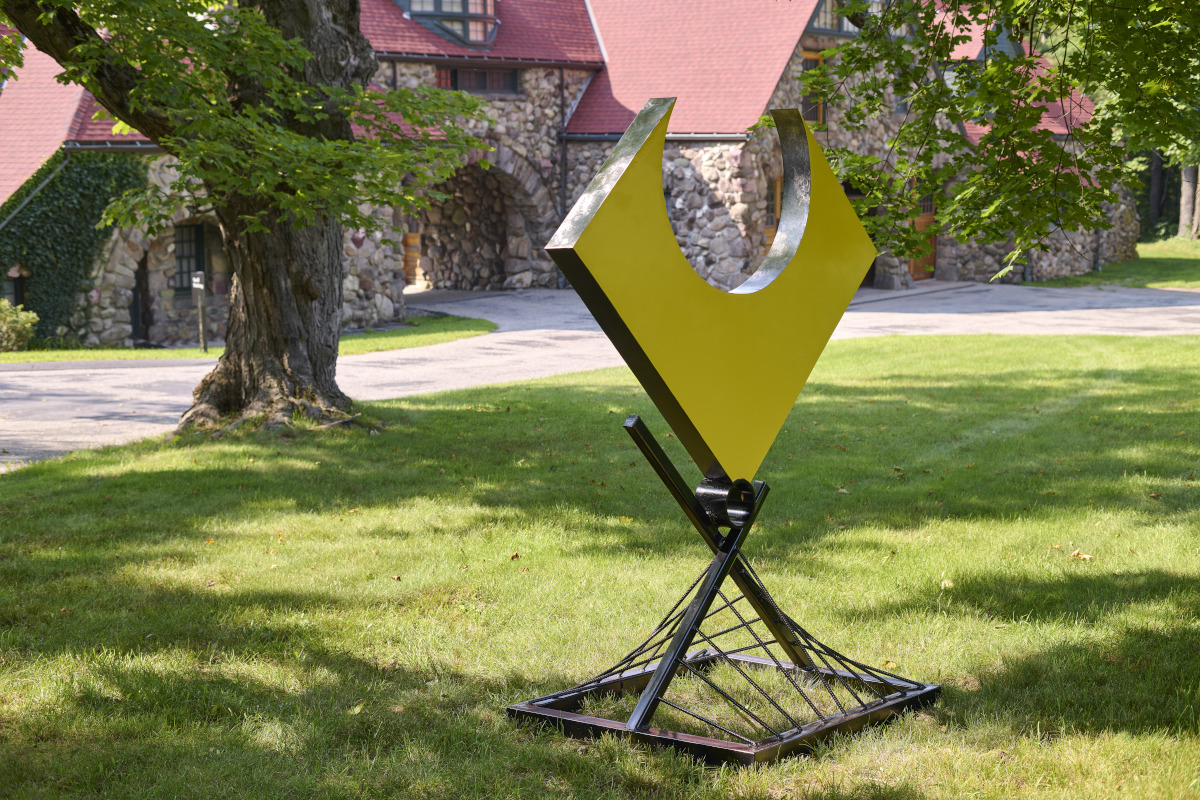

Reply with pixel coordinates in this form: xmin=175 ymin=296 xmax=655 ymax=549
xmin=0 ymin=46 xmax=85 ymax=204
xmin=361 ymin=0 xmax=603 ymax=64
xmin=66 ymin=93 xmax=150 ymax=143
xmin=958 ymin=49 xmax=1095 ymax=146
xmin=566 ymin=0 xmax=820 ymax=136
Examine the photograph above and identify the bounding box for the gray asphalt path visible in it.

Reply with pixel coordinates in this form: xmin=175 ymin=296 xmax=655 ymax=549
xmin=2 ymin=281 xmax=1198 ymax=470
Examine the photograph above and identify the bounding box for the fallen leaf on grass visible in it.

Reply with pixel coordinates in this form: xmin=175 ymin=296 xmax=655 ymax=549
xmin=1071 ymin=549 xmax=1095 ymax=561
xmin=510 ymin=552 xmax=520 ymax=560
xmin=837 ymin=487 xmax=850 ymax=494
xmin=1149 ymin=494 xmax=1161 ymax=499
xmin=882 ymin=660 xmax=898 ymax=670
xmin=995 ymin=624 xmax=1010 ymax=629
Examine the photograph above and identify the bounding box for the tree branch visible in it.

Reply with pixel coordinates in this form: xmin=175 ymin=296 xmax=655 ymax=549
xmin=0 ymin=0 xmax=174 ymax=141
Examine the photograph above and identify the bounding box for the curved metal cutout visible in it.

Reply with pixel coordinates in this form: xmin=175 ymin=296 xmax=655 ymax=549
xmin=547 ymin=97 xmax=875 ymax=481
xmin=732 ymin=109 xmax=811 ymax=295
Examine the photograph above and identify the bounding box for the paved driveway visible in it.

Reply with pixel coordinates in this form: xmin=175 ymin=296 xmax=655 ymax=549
xmin=2 ymin=281 xmax=1198 ymax=470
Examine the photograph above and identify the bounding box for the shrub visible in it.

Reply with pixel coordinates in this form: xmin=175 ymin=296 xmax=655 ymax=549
xmin=0 ymin=298 xmax=39 ymax=351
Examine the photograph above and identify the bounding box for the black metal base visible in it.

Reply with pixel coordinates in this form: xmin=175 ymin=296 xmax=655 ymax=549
xmin=508 ymin=651 xmax=941 ymax=765
xmin=507 ymin=415 xmax=941 ymax=766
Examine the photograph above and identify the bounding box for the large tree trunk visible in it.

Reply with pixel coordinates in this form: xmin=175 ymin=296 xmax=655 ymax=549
xmin=181 ymin=200 xmax=349 ymax=428
xmin=1191 ymin=171 xmax=1200 ymax=239
xmin=178 ymin=0 xmax=376 ymax=428
xmin=1180 ymin=166 xmax=1198 ymax=239
xmin=1149 ymin=150 xmax=1165 ymax=228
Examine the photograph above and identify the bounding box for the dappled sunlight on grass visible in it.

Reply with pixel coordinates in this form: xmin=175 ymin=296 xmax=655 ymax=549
xmin=0 ymin=335 xmax=1198 ymax=798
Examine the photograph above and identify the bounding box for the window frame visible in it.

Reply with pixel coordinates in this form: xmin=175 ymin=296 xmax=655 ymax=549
xmin=800 ymin=50 xmax=825 ymax=125
xmin=435 ymin=66 xmax=519 ymax=95
xmin=409 ymin=0 xmax=499 ymax=47
xmin=169 ymin=223 xmax=207 ymax=298
xmin=2 ymin=273 xmax=25 ymax=308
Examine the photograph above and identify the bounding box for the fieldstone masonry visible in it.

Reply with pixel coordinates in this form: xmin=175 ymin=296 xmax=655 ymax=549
xmin=71 ymin=159 xmax=411 ymax=347
xmin=65 ymin=44 xmax=1142 ymax=346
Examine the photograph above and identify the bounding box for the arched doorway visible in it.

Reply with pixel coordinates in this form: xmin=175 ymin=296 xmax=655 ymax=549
xmin=416 ymin=151 xmax=559 ymax=290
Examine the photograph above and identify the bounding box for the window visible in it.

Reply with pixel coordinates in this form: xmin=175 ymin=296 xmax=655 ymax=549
xmin=763 ymin=176 xmax=783 ymax=244
xmin=410 ymin=0 xmax=498 ymax=46
xmin=436 ymin=67 xmax=518 ymax=94
xmin=2 ymin=272 xmax=25 ymax=307
xmin=170 ymin=224 xmax=206 ymax=292
xmin=807 ymin=0 xmax=887 ymax=36
xmin=801 ymin=51 xmax=824 ymax=124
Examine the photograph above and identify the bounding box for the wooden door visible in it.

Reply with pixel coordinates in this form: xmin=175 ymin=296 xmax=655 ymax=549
xmin=908 ymin=194 xmax=936 ymax=281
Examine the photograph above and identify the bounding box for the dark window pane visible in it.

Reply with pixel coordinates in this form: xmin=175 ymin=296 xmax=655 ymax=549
xmin=436 ymin=67 xmax=454 ymax=89
xmin=458 ymin=69 xmax=487 ymax=91
xmin=801 ymin=55 xmax=823 ymax=123
xmin=172 ymin=224 xmax=206 ymax=291
xmin=812 ymin=0 xmax=837 ymax=30
xmin=486 ymin=68 xmax=516 ymax=91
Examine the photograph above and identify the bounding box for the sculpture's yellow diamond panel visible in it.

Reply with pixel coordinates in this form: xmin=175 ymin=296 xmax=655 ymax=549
xmin=547 ymin=98 xmax=876 ymax=482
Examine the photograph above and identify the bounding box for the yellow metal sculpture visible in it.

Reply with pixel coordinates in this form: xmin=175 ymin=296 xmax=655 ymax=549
xmin=511 ymin=99 xmax=941 ymax=765
xmin=547 ymin=97 xmax=876 ymax=482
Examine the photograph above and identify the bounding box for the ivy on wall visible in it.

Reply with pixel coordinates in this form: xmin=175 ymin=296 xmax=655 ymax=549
xmin=0 ymin=150 xmax=147 ymax=339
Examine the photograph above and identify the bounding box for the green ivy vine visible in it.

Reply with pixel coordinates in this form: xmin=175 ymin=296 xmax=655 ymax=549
xmin=0 ymin=150 xmax=147 ymax=339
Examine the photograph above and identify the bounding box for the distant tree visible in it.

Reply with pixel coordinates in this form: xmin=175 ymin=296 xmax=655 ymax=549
xmin=792 ymin=0 xmax=1200 ymax=274
xmin=0 ymin=1 xmax=482 ymax=427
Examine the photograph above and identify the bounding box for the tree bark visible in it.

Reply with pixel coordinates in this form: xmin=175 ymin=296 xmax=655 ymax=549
xmin=181 ymin=200 xmax=349 ymax=428
xmin=1149 ymin=150 xmax=1164 ymax=228
xmin=1191 ymin=170 xmax=1200 ymax=239
xmin=1180 ymin=166 xmax=1198 ymax=239
xmin=5 ymin=0 xmax=379 ymax=428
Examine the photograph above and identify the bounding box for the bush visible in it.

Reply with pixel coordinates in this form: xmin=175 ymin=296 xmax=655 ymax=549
xmin=0 ymin=298 xmax=39 ymax=351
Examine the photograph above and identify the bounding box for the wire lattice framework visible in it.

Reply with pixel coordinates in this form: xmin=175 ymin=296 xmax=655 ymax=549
xmin=507 ymin=416 xmax=941 ymax=765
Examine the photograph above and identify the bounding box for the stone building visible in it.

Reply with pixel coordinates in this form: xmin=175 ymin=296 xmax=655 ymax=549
xmin=0 ymin=0 xmax=1139 ymax=347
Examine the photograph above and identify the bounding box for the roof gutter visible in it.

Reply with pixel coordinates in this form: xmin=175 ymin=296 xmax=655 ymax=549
xmin=63 ymin=140 xmax=162 ymax=153
xmin=375 ymin=51 xmax=604 ymax=70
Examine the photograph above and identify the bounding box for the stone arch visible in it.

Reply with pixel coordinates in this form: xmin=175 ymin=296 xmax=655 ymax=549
xmin=417 ymin=146 xmax=560 ymax=290
xmin=87 ymin=214 xmax=231 ymax=346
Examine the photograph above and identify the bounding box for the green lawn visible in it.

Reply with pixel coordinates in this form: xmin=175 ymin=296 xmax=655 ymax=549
xmin=0 ymin=313 xmax=495 ymax=364
xmin=1 ymin=335 xmax=1198 ymax=799
xmin=1041 ymin=238 xmax=1200 ymax=289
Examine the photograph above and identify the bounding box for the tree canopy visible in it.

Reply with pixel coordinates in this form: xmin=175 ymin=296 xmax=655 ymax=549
xmin=794 ymin=0 xmax=1200 ymax=274
xmin=0 ymin=0 xmax=484 ymax=427
xmin=1 ymin=1 xmax=481 ymax=234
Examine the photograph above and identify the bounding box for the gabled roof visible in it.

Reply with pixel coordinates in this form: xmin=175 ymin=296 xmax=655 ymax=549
xmin=361 ymin=0 xmax=603 ymax=65
xmin=0 ymin=39 xmax=154 ymax=205
xmin=567 ymin=0 xmax=821 ymax=136
xmin=0 ymin=46 xmax=88 ymax=205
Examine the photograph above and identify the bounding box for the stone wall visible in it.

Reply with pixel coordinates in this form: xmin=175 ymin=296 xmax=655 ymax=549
xmin=71 ymin=158 xmax=410 ymax=347
xmin=935 ymin=184 xmax=1141 ymax=283
xmin=383 ymin=61 xmax=591 ymax=289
